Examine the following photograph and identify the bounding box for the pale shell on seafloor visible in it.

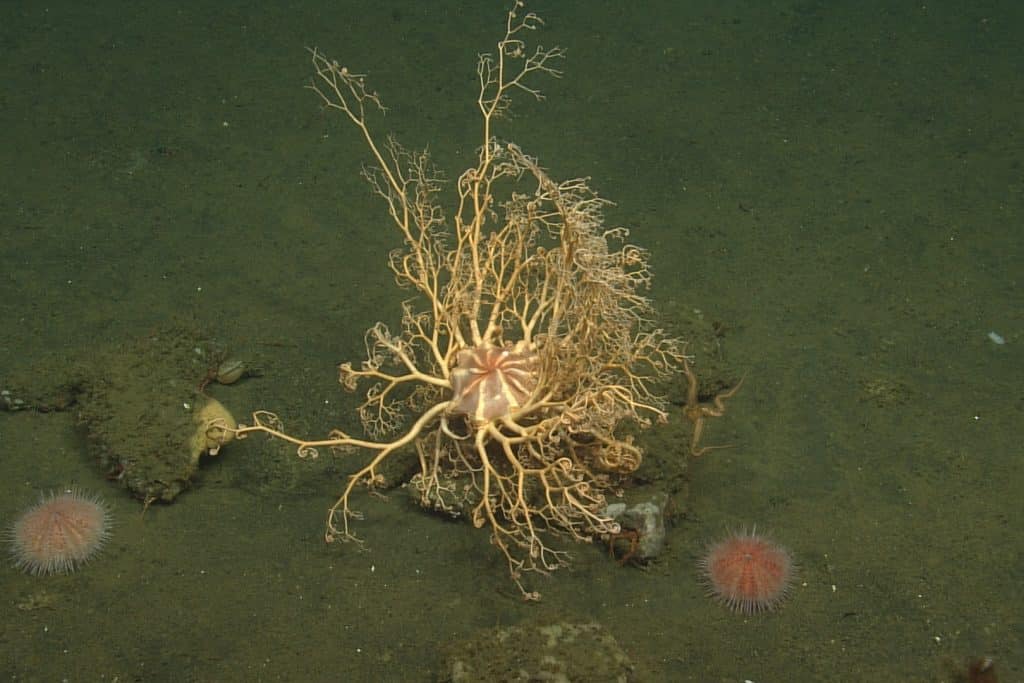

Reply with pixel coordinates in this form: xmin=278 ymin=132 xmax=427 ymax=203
xmin=215 ymin=358 xmax=247 ymax=384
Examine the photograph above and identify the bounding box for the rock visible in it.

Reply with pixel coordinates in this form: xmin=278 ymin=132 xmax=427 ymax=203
xmin=2 ymin=322 xmax=241 ymax=503
xmin=604 ymin=491 xmax=670 ymax=562
xmin=443 ymin=621 xmax=636 ymax=683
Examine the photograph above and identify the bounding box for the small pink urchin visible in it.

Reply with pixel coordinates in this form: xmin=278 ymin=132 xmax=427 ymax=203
xmin=699 ymin=529 xmax=794 ymax=614
xmin=9 ymin=488 xmax=112 ymax=575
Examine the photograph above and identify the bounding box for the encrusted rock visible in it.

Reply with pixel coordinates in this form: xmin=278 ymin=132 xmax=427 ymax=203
xmin=2 ymin=323 xmax=242 ymax=503
xmin=443 ymin=620 xmax=636 ymax=683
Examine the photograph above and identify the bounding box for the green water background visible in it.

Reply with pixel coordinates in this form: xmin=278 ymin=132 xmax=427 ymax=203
xmin=1 ymin=1 xmax=1020 ymax=680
